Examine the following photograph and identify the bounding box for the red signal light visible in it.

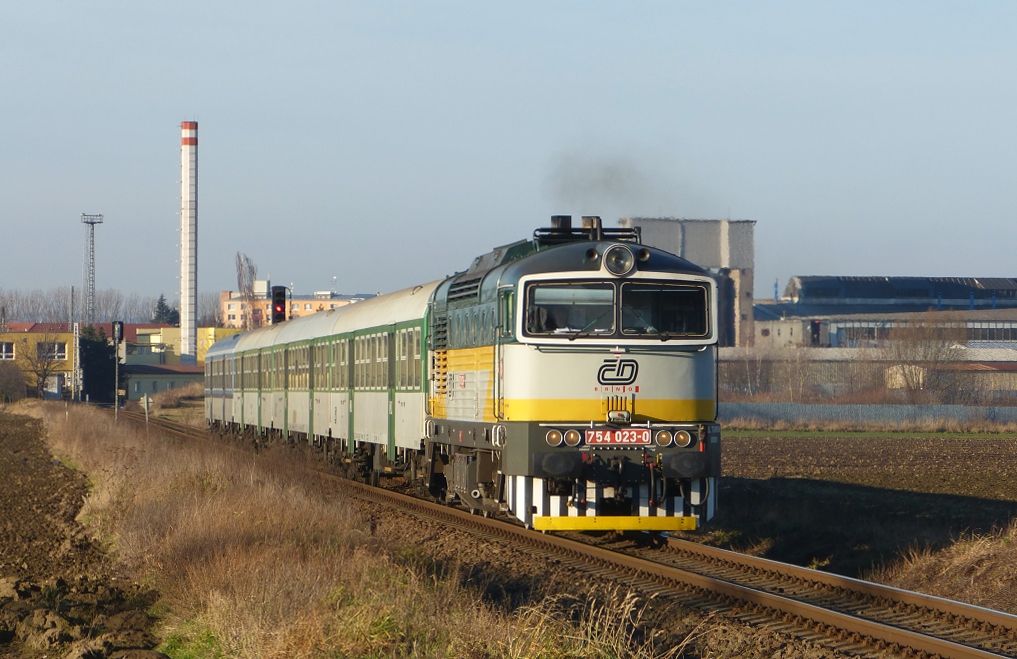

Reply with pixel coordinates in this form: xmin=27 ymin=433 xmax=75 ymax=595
xmin=270 ymin=286 xmax=287 ymax=324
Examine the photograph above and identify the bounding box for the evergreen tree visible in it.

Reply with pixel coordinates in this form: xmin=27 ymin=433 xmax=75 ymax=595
xmin=80 ymin=325 xmax=116 ymax=403
xmin=153 ymin=294 xmax=180 ymax=324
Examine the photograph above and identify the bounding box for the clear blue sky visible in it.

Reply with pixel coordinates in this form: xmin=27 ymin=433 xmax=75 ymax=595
xmin=3 ymin=2 xmax=1015 ymax=300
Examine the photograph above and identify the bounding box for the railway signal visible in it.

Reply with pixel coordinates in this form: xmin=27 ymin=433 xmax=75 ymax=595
xmin=270 ymin=286 xmax=287 ymax=324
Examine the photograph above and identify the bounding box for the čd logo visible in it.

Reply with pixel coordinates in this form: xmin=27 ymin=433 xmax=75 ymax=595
xmin=597 ymin=359 xmax=639 ymax=385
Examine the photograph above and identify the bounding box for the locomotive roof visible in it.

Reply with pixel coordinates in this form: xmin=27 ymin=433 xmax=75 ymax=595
xmin=437 ymin=238 xmax=710 ymax=308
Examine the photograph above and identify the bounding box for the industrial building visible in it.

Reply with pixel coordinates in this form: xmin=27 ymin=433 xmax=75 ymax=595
xmin=754 ymin=276 xmax=1017 ymax=349
xmin=619 ymin=217 xmax=756 ymax=347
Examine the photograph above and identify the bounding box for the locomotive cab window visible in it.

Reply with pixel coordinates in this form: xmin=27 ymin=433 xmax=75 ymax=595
xmin=621 ymin=282 xmax=709 ymax=338
xmin=525 ymin=282 xmax=614 ymax=337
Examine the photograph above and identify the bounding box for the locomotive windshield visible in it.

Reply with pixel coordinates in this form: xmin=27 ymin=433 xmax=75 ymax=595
xmin=621 ymin=282 xmax=709 ymax=338
xmin=525 ymin=283 xmax=615 ymax=336
xmin=523 ymin=280 xmax=710 ymax=340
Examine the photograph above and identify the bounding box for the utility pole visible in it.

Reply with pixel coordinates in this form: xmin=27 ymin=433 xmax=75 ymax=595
xmin=113 ymin=321 xmax=123 ymax=420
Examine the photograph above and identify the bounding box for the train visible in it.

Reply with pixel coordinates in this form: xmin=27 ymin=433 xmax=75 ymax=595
xmin=205 ymin=216 xmax=720 ymax=532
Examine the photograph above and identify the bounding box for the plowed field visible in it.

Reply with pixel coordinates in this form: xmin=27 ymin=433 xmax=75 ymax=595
xmin=699 ymin=431 xmax=1017 ymax=577
xmin=0 ymin=412 xmax=163 ymax=658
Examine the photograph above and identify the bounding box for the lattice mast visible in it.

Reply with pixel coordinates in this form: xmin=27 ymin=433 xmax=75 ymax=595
xmin=180 ymin=121 xmax=198 ymax=363
xmin=81 ymin=213 xmax=103 ymax=324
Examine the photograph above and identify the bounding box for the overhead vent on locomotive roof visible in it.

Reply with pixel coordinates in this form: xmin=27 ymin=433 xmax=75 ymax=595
xmin=533 ymin=214 xmax=641 ymax=247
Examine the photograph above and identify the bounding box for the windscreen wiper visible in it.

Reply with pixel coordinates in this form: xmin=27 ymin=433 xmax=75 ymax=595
xmin=568 ymin=313 xmax=611 ymax=341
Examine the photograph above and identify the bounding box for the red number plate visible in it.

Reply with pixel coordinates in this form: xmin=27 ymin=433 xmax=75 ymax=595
xmin=585 ymin=428 xmax=651 ymax=446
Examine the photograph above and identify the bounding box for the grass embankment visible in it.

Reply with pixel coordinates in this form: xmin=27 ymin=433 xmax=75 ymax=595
xmin=871 ymin=522 xmax=1017 ymax=613
xmin=36 ymin=403 xmax=698 ymax=658
xmin=143 ymin=382 xmax=205 ymax=426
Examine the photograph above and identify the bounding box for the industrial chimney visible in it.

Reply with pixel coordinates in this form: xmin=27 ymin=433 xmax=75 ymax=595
xmin=179 ymin=121 xmax=198 ymax=363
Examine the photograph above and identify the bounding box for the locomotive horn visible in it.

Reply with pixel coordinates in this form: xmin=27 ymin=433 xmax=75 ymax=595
xmin=550 ymin=214 xmax=572 ymax=232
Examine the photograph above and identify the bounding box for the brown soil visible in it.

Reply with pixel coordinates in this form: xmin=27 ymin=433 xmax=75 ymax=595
xmin=0 ymin=411 xmax=164 ymax=658
xmin=694 ymin=432 xmax=1017 ymax=580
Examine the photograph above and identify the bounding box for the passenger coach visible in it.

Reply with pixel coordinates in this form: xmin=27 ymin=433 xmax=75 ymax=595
xmin=207 ymin=216 xmax=720 ymax=532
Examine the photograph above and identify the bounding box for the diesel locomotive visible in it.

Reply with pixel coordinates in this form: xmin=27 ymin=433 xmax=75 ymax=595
xmin=206 ymin=216 xmax=720 ymax=531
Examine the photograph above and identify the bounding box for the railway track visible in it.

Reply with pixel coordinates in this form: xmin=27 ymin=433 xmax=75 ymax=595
xmin=119 ymin=410 xmax=1017 ymax=658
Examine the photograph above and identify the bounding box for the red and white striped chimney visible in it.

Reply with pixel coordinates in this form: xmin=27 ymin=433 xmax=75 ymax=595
xmin=179 ymin=121 xmax=198 ymax=363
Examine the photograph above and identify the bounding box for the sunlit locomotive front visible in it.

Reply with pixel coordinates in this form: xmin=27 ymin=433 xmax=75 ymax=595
xmin=425 ymin=216 xmax=720 ymax=531
xmin=205 ymin=216 xmax=719 ymax=532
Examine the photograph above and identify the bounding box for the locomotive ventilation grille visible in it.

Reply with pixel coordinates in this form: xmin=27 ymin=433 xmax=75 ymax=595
xmin=447 ymin=277 xmax=482 ymax=302
xmin=602 ymin=394 xmax=635 ymax=414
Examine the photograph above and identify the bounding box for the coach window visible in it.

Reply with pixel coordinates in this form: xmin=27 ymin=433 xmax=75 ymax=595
xmin=412 ymin=328 xmax=421 ymax=388
xmin=396 ymin=331 xmax=405 ymax=388
xmin=364 ymin=337 xmax=372 ymax=388
xmin=354 ymin=338 xmax=361 ymax=388
xmin=375 ymin=336 xmax=381 ymax=388
xmin=329 ymin=341 xmax=337 ymax=390
xmin=366 ymin=336 xmax=373 ymax=388
xmin=338 ymin=340 xmax=346 ymax=389
xmin=362 ymin=337 xmax=370 ymax=388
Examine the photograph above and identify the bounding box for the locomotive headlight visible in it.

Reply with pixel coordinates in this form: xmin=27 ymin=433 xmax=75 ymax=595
xmin=563 ymin=429 xmax=582 ymax=446
xmin=673 ymin=429 xmax=694 ymax=448
xmin=545 ymin=429 xmax=563 ymax=447
xmin=654 ymin=430 xmax=673 ymax=446
xmin=604 ymin=245 xmax=636 ymax=276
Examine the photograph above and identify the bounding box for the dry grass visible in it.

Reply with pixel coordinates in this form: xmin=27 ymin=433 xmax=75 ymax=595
xmin=869 ymin=521 xmax=1017 ymax=614
xmin=150 ymin=381 xmax=204 ymax=410
xmin=724 ymin=415 xmax=1017 ymax=434
xmin=26 ymin=401 xmax=705 ymax=658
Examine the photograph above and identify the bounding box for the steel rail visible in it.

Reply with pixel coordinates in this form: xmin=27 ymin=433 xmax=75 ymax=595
xmin=666 ymin=537 xmax=1017 ymax=635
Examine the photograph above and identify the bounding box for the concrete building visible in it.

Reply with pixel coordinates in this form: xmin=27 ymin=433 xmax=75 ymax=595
xmin=126 ymin=326 xmax=241 ymax=365
xmin=219 ymin=281 xmax=372 ymax=329
xmin=0 ymin=323 xmax=78 ymax=398
xmin=619 ymin=217 xmax=756 ymax=347
xmin=123 ymin=363 xmax=204 ymax=401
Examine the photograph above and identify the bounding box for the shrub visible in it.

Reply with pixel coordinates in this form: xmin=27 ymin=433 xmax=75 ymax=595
xmin=0 ymin=361 xmax=26 ymax=403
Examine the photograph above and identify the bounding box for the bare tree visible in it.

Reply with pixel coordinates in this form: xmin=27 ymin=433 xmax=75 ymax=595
xmin=21 ymin=334 xmax=66 ymax=397
xmin=122 ymin=292 xmax=153 ymax=323
xmin=880 ymin=315 xmax=965 ymax=403
xmin=235 ymin=252 xmax=258 ymax=330
xmin=0 ymin=361 xmax=25 ymax=403
xmin=720 ymin=347 xmax=774 ymax=399
xmin=94 ymin=288 xmax=125 ymax=321
xmin=198 ymin=291 xmax=223 ymax=327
